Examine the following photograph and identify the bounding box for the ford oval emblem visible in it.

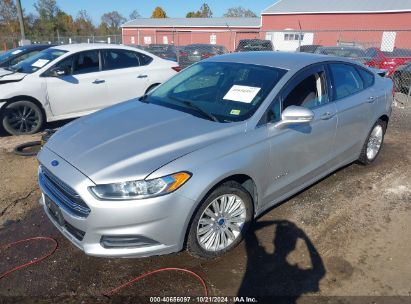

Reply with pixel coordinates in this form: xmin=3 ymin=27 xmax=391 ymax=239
xmin=51 ymin=160 xmax=59 ymax=167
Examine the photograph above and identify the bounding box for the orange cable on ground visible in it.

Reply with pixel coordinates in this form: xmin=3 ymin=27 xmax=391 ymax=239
xmin=0 ymin=236 xmax=58 ymax=280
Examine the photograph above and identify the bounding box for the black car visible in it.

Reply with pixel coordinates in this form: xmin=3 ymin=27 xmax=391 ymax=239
xmin=392 ymin=62 xmax=411 ymax=94
xmin=235 ymin=39 xmax=273 ymax=52
xmin=0 ymin=44 xmax=55 ymax=69
xmin=297 ymin=44 xmax=322 ymax=53
xmin=178 ymin=44 xmax=228 ymax=68
xmin=314 ymin=46 xmax=369 ymax=64
xmin=146 ymin=44 xmax=178 ymax=62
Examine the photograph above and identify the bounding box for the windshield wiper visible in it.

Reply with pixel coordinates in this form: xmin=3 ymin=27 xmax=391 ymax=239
xmin=168 ymin=95 xmax=220 ymax=122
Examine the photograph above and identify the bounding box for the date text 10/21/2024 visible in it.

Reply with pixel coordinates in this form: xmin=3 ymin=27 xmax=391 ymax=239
xmin=149 ymin=297 xmax=258 ymax=303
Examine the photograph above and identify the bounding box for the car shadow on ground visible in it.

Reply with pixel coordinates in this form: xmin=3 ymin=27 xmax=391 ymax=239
xmin=238 ymin=220 xmax=325 ymax=303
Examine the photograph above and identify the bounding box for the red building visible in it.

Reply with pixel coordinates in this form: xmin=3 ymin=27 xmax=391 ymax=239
xmin=121 ymin=18 xmax=261 ymax=51
xmin=261 ymin=0 xmax=411 ymax=50
xmin=121 ymin=0 xmax=411 ymax=51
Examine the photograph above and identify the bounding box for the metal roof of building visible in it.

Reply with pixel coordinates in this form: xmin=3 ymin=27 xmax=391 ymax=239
xmin=122 ymin=17 xmax=261 ymax=28
xmin=262 ymin=0 xmax=411 ymax=15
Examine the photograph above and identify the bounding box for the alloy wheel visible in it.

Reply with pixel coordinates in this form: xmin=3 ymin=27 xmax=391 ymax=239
xmin=366 ymin=124 xmax=383 ymax=160
xmin=5 ymin=104 xmax=40 ymax=134
xmin=196 ymin=194 xmax=246 ymax=252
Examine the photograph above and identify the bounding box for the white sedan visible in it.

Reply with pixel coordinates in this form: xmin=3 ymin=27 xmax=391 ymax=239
xmin=0 ymin=44 xmax=180 ymax=135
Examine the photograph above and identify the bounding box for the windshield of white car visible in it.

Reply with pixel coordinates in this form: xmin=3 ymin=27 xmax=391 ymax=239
xmin=147 ymin=62 xmax=287 ymax=122
xmin=8 ymin=48 xmax=67 ymax=74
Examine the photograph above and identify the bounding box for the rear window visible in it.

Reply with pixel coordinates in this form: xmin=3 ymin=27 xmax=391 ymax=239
xmin=357 ymin=67 xmax=374 ymax=88
xmin=329 ymin=63 xmax=365 ymax=99
xmin=103 ymin=49 xmax=140 ymax=70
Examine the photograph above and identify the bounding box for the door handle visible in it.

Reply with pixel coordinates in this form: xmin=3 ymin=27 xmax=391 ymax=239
xmin=92 ymin=79 xmax=105 ymax=84
xmin=320 ymin=112 xmax=335 ymax=120
xmin=137 ymin=74 xmax=148 ymax=78
xmin=366 ymin=96 xmax=376 ymax=103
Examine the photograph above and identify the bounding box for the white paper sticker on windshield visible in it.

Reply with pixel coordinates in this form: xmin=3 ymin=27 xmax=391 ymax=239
xmin=12 ymin=49 xmax=23 ymax=55
xmin=223 ymin=85 xmax=261 ymax=103
xmin=31 ymin=59 xmax=50 ymax=68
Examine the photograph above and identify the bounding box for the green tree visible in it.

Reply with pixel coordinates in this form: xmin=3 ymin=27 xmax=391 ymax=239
xmin=129 ymin=9 xmax=141 ymax=20
xmin=100 ymin=11 xmax=126 ymax=34
xmin=74 ymin=10 xmax=94 ymax=36
xmin=223 ymin=7 xmax=257 ymax=18
xmin=186 ymin=11 xmax=201 ymax=18
xmin=0 ymin=0 xmax=19 ymax=37
xmin=151 ymin=6 xmax=167 ymax=18
xmin=198 ymin=3 xmax=212 ymax=18
xmin=33 ymin=0 xmax=60 ymax=38
xmin=186 ymin=3 xmax=212 ymax=18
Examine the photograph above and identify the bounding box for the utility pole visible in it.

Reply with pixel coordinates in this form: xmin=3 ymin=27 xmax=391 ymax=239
xmin=15 ymin=0 xmax=27 ymax=44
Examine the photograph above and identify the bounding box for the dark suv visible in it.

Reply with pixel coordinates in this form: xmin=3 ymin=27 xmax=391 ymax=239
xmin=235 ymin=39 xmax=273 ymax=52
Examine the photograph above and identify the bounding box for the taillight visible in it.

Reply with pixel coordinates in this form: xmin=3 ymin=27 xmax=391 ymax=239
xmin=201 ymin=53 xmax=213 ymax=58
xmin=172 ymin=66 xmax=182 ymax=72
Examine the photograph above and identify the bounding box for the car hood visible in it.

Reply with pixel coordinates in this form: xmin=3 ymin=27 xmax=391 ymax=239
xmin=0 ymin=69 xmax=27 ymax=83
xmin=45 ymin=100 xmax=245 ymax=184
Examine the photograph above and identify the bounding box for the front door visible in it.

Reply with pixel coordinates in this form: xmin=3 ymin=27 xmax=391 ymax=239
xmin=45 ymin=50 xmax=108 ymax=117
xmin=263 ymin=64 xmax=338 ymax=205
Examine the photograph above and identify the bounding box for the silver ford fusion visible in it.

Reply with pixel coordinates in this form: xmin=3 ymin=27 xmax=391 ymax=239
xmin=37 ymin=52 xmax=393 ymax=258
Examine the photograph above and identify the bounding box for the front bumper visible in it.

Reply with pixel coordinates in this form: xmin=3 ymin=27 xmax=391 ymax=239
xmin=37 ymin=148 xmax=196 ymax=258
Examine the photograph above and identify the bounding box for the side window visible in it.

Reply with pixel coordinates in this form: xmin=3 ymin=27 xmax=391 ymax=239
xmin=282 ymin=71 xmax=328 ymax=110
xmin=357 ymin=67 xmax=374 ymax=88
xmin=103 ymin=50 xmax=140 ymax=70
xmin=329 ymin=64 xmax=364 ymax=100
xmin=137 ymin=52 xmax=153 ymax=66
xmin=73 ymin=51 xmax=100 ymax=75
xmin=52 ymin=56 xmax=74 ymax=75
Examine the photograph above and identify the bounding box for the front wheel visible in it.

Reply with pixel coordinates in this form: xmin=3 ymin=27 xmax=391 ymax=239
xmin=1 ymin=100 xmax=44 ymax=135
xmin=186 ymin=181 xmax=254 ymax=259
xmin=358 ymin=119 xmax=386 ymax=165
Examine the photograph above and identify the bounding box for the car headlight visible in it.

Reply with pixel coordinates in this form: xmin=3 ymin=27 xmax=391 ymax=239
xmin=90 ymin=172 xmax=191 ymax=200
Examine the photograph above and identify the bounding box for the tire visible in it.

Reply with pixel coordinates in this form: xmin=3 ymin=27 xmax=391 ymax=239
xmin=358 ymin=119 xmax=387 ymax=165
xmin=186 ymin=181 xmax=254 ymax=259
xmin=1 ymin=100 xmax=44 ymax=135
xmin=13 ymin=141 xmax=41 ymax=156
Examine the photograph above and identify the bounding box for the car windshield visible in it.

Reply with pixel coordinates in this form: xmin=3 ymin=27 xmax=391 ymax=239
xmin=147 ymin=61 xmax=287 ymax=122
xmin=0 ymin=47 xmax=25 ymax=62
xmin=320 ymin=48 xmax=365 ymax=58
xmin=8 ymin=48 xmax=67 ymax=73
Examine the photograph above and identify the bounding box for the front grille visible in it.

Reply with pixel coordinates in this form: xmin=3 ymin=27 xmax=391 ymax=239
xmin=40 ymin=165 xmax=91 ymax=217
xmin=47 ymin=205 xmax=85 ymax=241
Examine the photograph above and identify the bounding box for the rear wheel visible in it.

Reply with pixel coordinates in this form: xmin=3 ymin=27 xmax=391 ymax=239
xmin=358 ymin=119 xmax=386 ymax=165
xmin=1 ymin=100 xmax=44 ymax=135
xmin=187 ymin=181 xmax=253 ymax=259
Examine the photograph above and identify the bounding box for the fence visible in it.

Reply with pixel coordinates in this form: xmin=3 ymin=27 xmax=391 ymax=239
xmin=1 ymin=29 xmax=411 ymax=94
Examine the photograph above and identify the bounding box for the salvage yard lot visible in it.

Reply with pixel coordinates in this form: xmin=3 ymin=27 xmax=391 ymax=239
xmin=0 ymin=95 xmax=410 ymax=302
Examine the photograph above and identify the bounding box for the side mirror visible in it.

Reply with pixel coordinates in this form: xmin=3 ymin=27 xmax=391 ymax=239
xmin=274 ymin=105 xmax=314 ymax=129
xmin=49 ymin=66 xmax=67 ymax=77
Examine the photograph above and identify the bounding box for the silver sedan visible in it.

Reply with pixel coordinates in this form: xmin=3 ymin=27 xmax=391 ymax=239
xmin=37 ymin=52 xmax=393 ymax=258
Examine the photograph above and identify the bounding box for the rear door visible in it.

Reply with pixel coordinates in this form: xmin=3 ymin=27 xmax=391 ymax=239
xmin=263 ymin=64 xmax=338 ymax=205
xmin=328 ymin=62 xmax=376 ymax=165
xmin=99 ymin=49 xmax=151 ymax=106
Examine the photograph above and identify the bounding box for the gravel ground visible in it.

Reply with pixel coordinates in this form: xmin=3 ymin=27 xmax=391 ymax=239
xmin=0 ymin=95 xmax=410 ymax=303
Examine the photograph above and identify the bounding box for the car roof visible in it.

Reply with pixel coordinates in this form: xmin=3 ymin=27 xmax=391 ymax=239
xmin=49 ymin=43 xmax=139 ymax=52
xmin=207 ymin=51 xmax=357 ymax=71
xmin=318 ymin=46 xmax=362 ymax=50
